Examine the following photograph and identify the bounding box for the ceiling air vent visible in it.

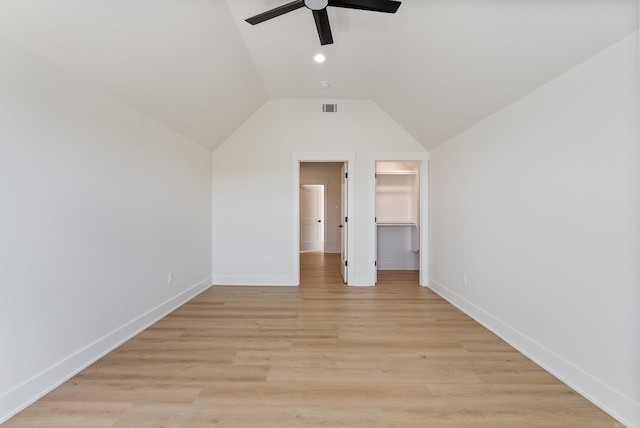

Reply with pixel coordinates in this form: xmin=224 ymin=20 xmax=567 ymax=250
xmin=322 ymin=103 xmax=337 ymax=113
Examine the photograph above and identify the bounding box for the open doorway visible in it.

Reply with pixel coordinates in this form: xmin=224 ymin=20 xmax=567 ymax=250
xmin=375 ymin=161 xmax=420 ymax=284
xmin=296 ymin=159 xmax=352 ymax=285
xmin=369 ymin=153 xmax=429 ymax=286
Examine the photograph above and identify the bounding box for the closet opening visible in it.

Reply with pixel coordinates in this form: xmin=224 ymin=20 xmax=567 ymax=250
xmin=375 ymin=161 xmax=421 ymax=282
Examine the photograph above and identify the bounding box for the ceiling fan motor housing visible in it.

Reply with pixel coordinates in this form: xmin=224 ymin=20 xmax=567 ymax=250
xmin=246 ymin=0 xmax=401 ymax=46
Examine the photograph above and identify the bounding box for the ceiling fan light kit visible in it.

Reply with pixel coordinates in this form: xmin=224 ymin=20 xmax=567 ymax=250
xmin=245 ymin=0 xmax=401 ymax=46
xmin=305 ymin=0 xmax=329 ymax=10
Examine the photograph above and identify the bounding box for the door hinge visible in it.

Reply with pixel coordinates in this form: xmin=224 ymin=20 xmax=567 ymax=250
xmin=374 ymin=261 xmax=377 ymax=266
xmin=375 ymin=173 xmax=377 ymax=178
xmin=345 ymin=260 xmax=348 ymax=267
xmin=345 ymin=172 xmax=348 ymax=179
xmin=375 ymin=216 xmax=377 ymax=222
xmin=345 ymin=216 xmax=348 ymax=223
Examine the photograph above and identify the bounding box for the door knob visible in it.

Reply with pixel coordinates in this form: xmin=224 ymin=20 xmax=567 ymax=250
xmin=338 ymin=224 xmax=343 ymax=228
xmin=317 ymin=220 xmax=322 ymax=223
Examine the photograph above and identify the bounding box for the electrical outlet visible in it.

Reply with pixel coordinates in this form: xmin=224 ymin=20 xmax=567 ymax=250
xmin=168 ymin=272 xmax=173 ymax=284
xmin=463 ymin=273 xmax=468 ymax=285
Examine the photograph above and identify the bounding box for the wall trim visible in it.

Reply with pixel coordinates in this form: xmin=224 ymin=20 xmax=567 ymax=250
xmin=211 ymin=275 xmax=297 ymax=286
xmin=0 ymin=276 xmax=212 ymax=424
xmin=348 ymin=275 xmax=373 ymax=286
xmin=377 ymin=262 xmax=419 ymax=270
xmin=428 ymin=277 xmax=640 ymax=428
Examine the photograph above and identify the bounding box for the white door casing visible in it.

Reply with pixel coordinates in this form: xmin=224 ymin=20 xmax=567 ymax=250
xmin=369 ymin=152 xmax=429 ymax=286
xmin=292 ymin=152 xmax=355 ymax=286
xmin=373 ymin=171 xmax=378 ymax=284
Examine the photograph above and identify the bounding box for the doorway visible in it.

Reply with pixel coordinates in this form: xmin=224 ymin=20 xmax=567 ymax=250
xmin=293 ymin=153 xmax=355 ymax=286
xmin=299 ymin=162 xmax=346 ymax=282
xmin=375 ymin=161 xmax=420 ymax=279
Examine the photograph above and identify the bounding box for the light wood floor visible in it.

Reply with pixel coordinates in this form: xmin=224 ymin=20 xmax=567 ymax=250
xmin=6 ymin=252 xmax=617 ymax=427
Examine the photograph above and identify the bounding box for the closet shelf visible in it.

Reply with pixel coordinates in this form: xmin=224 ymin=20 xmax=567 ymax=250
xmin=376 ymin=221 xmax=418 ymax=227
xmin=376 ymin=170 xmax=417 ymax=175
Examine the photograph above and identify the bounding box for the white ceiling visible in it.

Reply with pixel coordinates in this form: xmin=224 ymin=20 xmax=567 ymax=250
xmin=0 ymin=0 xmax=268 ymax=149
xmin=0 ymin=0 xmax=637 ymax=150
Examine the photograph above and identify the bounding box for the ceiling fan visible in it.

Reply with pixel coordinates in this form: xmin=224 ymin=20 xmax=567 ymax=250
xmin=245 ymin=0 xmax=401 ymax=45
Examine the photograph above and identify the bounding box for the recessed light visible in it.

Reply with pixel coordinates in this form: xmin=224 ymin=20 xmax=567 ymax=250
xmin=314 ymin=54 xmax=326 ymax=63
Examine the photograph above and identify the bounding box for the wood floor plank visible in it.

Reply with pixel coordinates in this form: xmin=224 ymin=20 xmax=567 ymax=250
xmin=4 ymin=252 xmax=618 ymax=427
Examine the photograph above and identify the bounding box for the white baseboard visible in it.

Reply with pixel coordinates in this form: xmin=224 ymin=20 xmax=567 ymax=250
xmin=212 ymin=275 xmax=297 ymax=286
xmin=300 ymin=243 xmax=323 ymax=252
xmin=348 ymin=275 xmax=373 ymax=286
xmin=324 ymin=246 xmax=340 ymax=254
xmin=0 ymin=276 xmax=212 ymax=425
xmin=212 ymin=274 xmax=372 ymax=287
xmin=428 ymin=277 xmax=640 ymax=428
xmin=377 ymin=261 xmax=419 ymax=270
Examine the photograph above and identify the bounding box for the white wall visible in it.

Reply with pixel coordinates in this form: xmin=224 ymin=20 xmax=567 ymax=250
xmin=429 ymin=32 xmax=639 ymax=427
xmin=0 ymin=35 xmax=212 ymax=422
xmin=300 ymin=162 xmax=342 ymax=253
xmin=211 ymin=99 xmax=426 ymax=286
xmin=376 ymin=173 xmax=417 ymax=222
xmin=376 ymin=226 xmax=419 ymax=270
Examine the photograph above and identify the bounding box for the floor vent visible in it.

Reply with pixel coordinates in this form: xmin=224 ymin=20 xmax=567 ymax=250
xmin=322 ymin=103 xmax=337 ymax=113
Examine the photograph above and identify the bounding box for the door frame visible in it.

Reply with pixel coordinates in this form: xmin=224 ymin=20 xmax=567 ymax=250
xmin=293 ymin=152 xmax=355 ymax=285
xmin=369 ymin=152 xmax=429 ymax=286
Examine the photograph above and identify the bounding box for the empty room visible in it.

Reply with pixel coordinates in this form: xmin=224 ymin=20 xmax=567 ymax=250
xmin=1 ymin=0 xmax=638 ymax=427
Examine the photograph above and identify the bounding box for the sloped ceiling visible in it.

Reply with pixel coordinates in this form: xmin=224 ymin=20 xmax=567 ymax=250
xmin=0 ymin=0 xmax=268 ymax=150
xmin=373 ymin=0 xmax=639 ymax=148
xmin=0 ymin=1 xmax=637 ymax=151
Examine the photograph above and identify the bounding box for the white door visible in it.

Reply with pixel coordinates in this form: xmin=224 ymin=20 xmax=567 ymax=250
xmin=374 ymin=167 xmax=378 ymax=284
xmin=300 ymin=185 xmax=324 ymax=251
xmin=340 ymin=164 xmax=348 ymax=283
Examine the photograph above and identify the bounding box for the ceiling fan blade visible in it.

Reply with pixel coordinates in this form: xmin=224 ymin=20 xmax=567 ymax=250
xmin=245 ymin=0 xmax=305 ymax=25
xmin=329 ymin=0 xmax=401 ymax=13
xmin=313 ymin=9 xmax=334 ymax=45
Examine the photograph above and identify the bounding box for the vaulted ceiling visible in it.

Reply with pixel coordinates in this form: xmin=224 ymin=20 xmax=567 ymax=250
xmin=0 ymin=0 xmax=637 ymax=151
